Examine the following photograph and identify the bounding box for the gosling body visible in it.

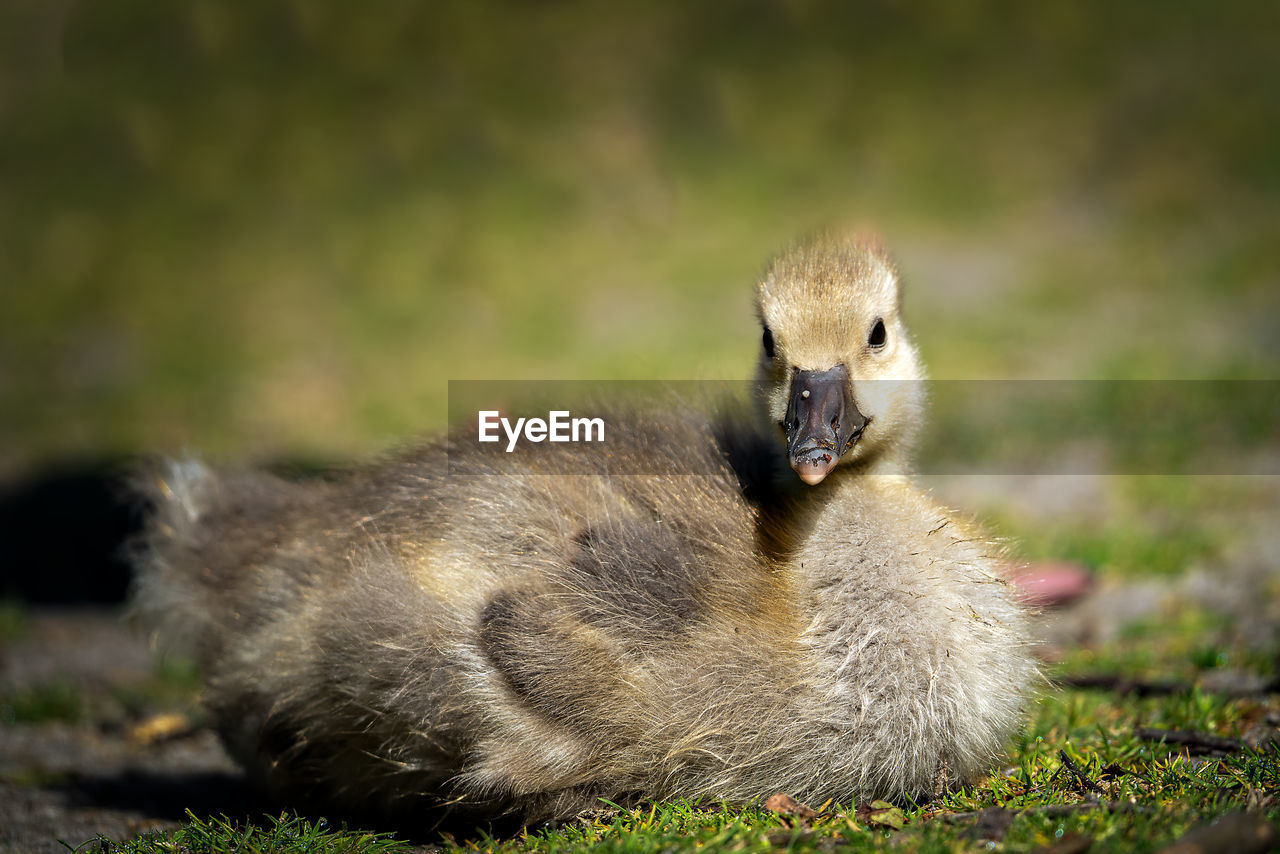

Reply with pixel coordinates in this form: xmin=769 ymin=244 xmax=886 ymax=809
xmin=133 ymin=235 xmax=1035 ymax=821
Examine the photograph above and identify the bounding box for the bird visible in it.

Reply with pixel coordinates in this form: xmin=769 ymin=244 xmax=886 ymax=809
xmin=131 ymin=232 xmax=1035 ymax=824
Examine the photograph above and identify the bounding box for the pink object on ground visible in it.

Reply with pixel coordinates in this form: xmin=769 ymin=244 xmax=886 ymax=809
xmin=1008 ymin=561 xmax=1094 ymax=608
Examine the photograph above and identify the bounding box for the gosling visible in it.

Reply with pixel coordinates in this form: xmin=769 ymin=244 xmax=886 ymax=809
xmin=132 ymin=233 xmax=1034 ymax=822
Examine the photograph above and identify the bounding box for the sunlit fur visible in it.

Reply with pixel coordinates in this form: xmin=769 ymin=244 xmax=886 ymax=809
xmin=132 ymin=233 xmax=1034 ymax=823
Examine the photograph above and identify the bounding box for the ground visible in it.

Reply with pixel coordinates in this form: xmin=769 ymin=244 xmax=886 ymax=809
xmin=1 ymin=476 xmax=1277 ymax=853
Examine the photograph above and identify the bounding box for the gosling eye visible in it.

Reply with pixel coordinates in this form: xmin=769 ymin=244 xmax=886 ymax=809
xmin=867 ymin=318 xmax=887 ymax=349
xmin=762 ymin=326 xmax=775 ymax=359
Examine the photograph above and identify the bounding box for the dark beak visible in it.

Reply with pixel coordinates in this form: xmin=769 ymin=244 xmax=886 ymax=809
xmin=784 ymin=365 xmax=868 ymax=485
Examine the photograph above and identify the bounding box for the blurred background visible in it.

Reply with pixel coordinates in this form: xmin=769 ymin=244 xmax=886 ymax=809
xmin=0 ymin=1 xmax=1277 ymax=597
xmin=0 ymin=6 xmax=1278 ymax=846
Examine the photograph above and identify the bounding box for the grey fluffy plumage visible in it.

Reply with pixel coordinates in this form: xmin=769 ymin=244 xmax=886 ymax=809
xmin=132 ymin=234 xmax=1035 ymax=821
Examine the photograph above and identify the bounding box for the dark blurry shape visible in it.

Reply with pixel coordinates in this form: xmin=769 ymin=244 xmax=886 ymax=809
xmin=1054 ymin=674 xmax=1190 ymax=698
xmin=960 ymin=806 xmax=1016 ymax=844
xmin=1158 ymin=810 xmax=1277 ymax=854
xmin=0 ymin=462 xmax=143 ymax=604
xmin=1135 ymin=727 xmax=1245 ymax=756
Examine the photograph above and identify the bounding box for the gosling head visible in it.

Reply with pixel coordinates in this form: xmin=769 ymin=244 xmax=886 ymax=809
xmin=756 ymin=233 xmax=925 ymax=485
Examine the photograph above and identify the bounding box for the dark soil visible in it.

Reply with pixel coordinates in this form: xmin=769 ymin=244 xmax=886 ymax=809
xmin=0 ymin=610 xmax=259 ymax=853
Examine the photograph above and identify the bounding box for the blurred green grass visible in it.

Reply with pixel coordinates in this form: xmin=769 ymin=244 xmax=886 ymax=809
xmin=2 ymin=0 xmax=1278 ymax=473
